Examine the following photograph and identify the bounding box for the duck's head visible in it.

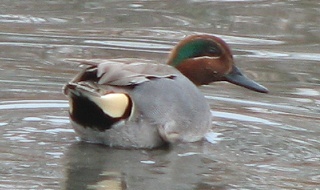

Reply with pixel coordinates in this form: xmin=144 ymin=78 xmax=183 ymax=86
xmin=167 ymin=34 xmax=268 ymax=93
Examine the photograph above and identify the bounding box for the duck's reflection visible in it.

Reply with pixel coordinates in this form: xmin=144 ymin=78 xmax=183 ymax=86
xmin=63 ymin=142 xmax=229 ymax=190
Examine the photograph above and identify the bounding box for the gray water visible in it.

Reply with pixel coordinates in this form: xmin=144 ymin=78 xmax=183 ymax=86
xmin=0 ymin=1 xmax=319 ymax=189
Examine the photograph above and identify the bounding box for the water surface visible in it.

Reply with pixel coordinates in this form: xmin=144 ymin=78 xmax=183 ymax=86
xmin=0 ymin=1 xmax=319 ymax=189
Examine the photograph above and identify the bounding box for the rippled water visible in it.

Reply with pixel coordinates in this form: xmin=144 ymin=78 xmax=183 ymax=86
xmin=0 ymin=1 xmax=319 ymax=189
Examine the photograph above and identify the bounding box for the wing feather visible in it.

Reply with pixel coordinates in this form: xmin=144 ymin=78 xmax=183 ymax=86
xmin=69 ymin=60 xmax=179 ymax=86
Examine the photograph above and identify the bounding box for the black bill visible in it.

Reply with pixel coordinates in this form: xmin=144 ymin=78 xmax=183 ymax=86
xmin=225 ymin=65 xmax=268 ymax=93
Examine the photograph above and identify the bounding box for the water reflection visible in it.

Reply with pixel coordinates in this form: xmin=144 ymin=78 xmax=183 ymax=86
xmin=63 ymin=142 xmax=232 ymax=190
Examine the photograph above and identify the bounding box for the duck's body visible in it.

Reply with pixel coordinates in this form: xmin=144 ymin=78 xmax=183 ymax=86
xmin=64 ymin=61 xmax=211 ymax=148
xmin=64 ymin=34 xmax=268 ymax=148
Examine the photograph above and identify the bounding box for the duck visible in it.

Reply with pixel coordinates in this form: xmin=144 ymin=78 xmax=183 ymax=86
xmin=63 ymin=34 xmax=268 ymax=149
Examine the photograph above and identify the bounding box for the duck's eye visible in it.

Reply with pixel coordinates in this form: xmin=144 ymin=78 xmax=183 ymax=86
xmin=208 ymin=47 xmax=217 ymax=53
xmin=207 ymin=45 xmax=222 ymax=55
